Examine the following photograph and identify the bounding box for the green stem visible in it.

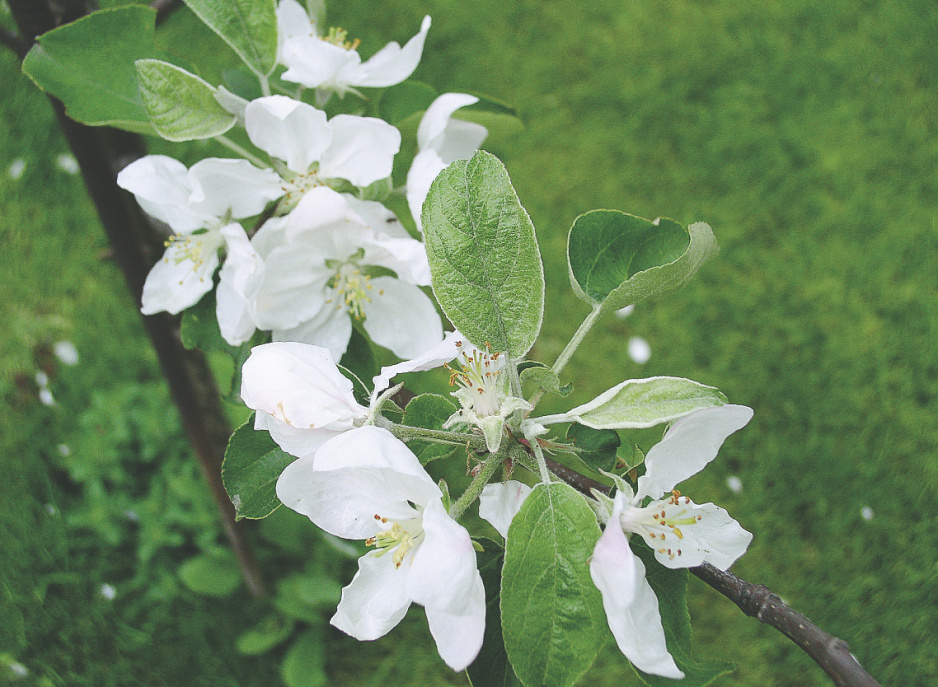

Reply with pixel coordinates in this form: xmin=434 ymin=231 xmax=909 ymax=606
xmin=528 ymin=304 xmax=603 ymax=409
xmin=449 ymin=452 xmax=503 ymax=520
xmin=374 ymin=415 xmax=487 ymax=451
xmin=530 ymin=436 xmax=552 ymax=484
xmin=215 ymin=135 xmax=267 ymax=168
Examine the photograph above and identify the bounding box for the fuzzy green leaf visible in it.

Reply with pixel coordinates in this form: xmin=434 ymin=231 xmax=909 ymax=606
xmin=423 ymin=151 xmax=544 ymax=357
xmin=564 ymin=377 xmax=726 ymax=430
xmin=567 ymin=210 xmax=718 ymax=311
xmin=21 ymin=6 xmax=158 ymax=133
xmin=502 ymin=483 xmax=605 ymax=687
xmin=136 ymin=59 xmax=236 ymax=141
xmin=403 ymin=394 xmax=459 ymax=464
xmin=566 ymin=423 xmax=620 ymax=472
xmin=520 ymin=365 xmax=572 ymax=398
xmin=468 ymin=545 xmax=523 ymax=687
xmin=182 ymin=0 xmax=278 ymax=76
xmin=222 ymin=414 xmax=295 ymax=520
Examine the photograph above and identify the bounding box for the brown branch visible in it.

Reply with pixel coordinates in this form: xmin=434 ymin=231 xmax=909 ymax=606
xmin=151 ymin=0 xmax=183 ymax=26
xmin=548 ymin=455 xmax=881 ymax=686
xmin=9 ymin=0 xmax=266 ymax=598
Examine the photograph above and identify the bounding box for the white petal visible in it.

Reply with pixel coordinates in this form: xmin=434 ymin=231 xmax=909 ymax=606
xmin=252 ymin=245 xmax=331 ymax=329
xmin=240 ymin=342 xmax=366 ymax=429
xmin=319 ymin=115 xmax=401 ymax=187
xmin=417 ymin=93 xmax=479 ymax=151
xmin=188 ymin=158 xmax=283 ymax=219
xmin=362 ymin=233 xmax=432 ymax=285
xmin=641 ymin=499 xmax=753 ymax=571
xmin=281 ymin=36 xmax=360 ymax=90
xmin=348 ymin=16 xmax=431 ymax=88
xmin=637 ymin=404 xmax=753 ymax=500
xmin=276 ymin=0 xmax=313 ymax=44
xmin=254 ymin=411 xmax=341 ymax=459
xmin=343 ymin=194 xmax=411 ymax=239
xmin=371 ymin=330 xmax=464 ymax=400
xmin=315 ymin=426 xmax=433 ymax=480
xmin=331 ymin=552 xmax=411 ymax=640
xmin=140 ymin=232 xmax=222 ymax=315
xmin=217 ymin=224 xmax=263 ymax=345
xmin=273 ymin=297 xmax=353 ymax=362
xmin=286 ymin=186 xmax=370 ymax=242
xmin=590 ymin=506 xmax=684 ymax=679
xmin=406 ymin=149 xmax=446 ymax=232
xmin=117 ymin=155 xmax=212 ymax=233
xmin=360 ymin=277 xmax=443 ymax=358
xmin=423 ymin=575 xmax=486 ymax=671
xmin=245 ymin=96 xmax=331 ymax=173
xmin=479 ymin=481 xmax=532 ymax=540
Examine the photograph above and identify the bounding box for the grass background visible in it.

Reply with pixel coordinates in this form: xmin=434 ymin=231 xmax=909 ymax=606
xmin=2 ymin=0 xmax=937 ymax=685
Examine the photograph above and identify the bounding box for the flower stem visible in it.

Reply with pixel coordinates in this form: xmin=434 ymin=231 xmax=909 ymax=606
xmin=449 ymin=452 xmax=503 ymax=520
xmin=215 ymin=135 xmax=267 ymax=168
xmin=528 ymin=304 xmax=603 ymax=409
xmin=375 ymin=415 xmax=487 ymax=451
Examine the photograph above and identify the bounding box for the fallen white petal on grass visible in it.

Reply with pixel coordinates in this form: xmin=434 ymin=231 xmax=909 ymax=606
xmin=57 ymin=444 xmax=71 ymax=457
xmin=627 ymin=336 xmax=651 ymax=364
xmin=861 ymin=506 xmax=874 ymax=521
xmin=99 ymin=583 xmax=117 ymax=601
xmin=35 ymin=370 xmax=49 ymax=387
xmin=56 ymin=153 xmax=79 ymax=174
xmin=615 ymin=304 xmax=635 ymax=319
xmin=54 ymin=340 xmax=80 ymax=365
xmin=8 ymin=158 xmax=25 ymax=180
xmin=727 ymin=475 xmax=743 ymax=493
xmin=39 ymin=388 xmax=55 ymax=406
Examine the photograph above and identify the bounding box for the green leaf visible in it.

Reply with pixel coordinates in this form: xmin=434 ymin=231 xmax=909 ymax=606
xmin=564 ymin=377 xmax=727 ymax=429
xmin=566 ymin=423 xmax=620 ymax=472
xmin=21 ymin=6 xmax=159 ymax=134
xmin=567 ymin=210 xmax=718 ymax=311
xmin=135 ymin=59 xmax=236 ymax=141
xmin=222 ymin=414 xmax=296 ymax=520
xmin=182 ymin=0 xmax=278 ymax=76
xmin=236 ymin=615 xmax=296 ymax=655
xmin=281 ymin=627 xmax=328 ymax=687
xmin=501 ymin=483 xmax=606 ymax=687
xmin=178 ymin=550 xmax=241 ymax=597
xmin=403 ymin=394 xmax=459 ymax=464
xmin=338 ymin=327 xmax=377 ymax=403
xmin=378 ymin=80 xmax=438 ymax=124
xmin=423 ymin=151 xmax=544 ymax=358
xmin=467 ymin=545 xmax=523 ymax=687
xmin=520 ymin=365 xmax=572 ymax=398
xmin=630 ymin=545 xmax=735 ymax=686
xmin=274 ymin=572 xmax=343 ymax=624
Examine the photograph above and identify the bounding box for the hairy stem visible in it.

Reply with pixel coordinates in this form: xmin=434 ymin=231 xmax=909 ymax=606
xmin=449 ymin=452 xmax=503 ymax=521
xmin=528 ymin=304 xmax=602 ymax=409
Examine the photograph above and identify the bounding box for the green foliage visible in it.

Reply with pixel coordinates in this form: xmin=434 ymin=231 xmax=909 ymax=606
xmin=182 ymin=0 xmax=279 ymax=77
xmin=566 ymin=423 xmax=620 ymax=473
xmin=402 ymin=393 xmax=460 ymax=464
xmin=178 ymin=549 xmax=243 ymax=597
xmin=236 ymin=615 xmax=296 ymax=655
xmin=567 ymin=211 xmax=718 ymax=313
xmin=501 ymin=483 xmax=606 ymax=687
xmin=562 ymin=377 xmax=727 ymax=429
xmin=520 ymin=364 xmax=572 ymax=398
xmin=281 ymin=627 xmax=328 ymax=687
xmin=136 ymin=59 xmax=236 ymax=141
xmin=467 ymin=546 xmax=522 ymax=687
xmin=21 ymin=6 xmax=159 ymax=133
xmin=223 ymin=414 xmax=295 ymax=520
xmin=423 ymin=150 xmax=544 ymax=358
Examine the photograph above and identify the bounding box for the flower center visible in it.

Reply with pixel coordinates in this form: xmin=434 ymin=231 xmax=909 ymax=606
xmin=322 ymin=26 xmax=361 ymax=51
xmin=329 ymin=263 xmax=382 ymax=320
xmin=619 ymin=490 xmax=703 ymax=561
xmin=366 ymin=514 xmax=424 ymax=568
xmin=446 ymin=342 xmax=504 ymax=417
xmin=163 ymin=231 xmax=222 ymax=277
xmin=279 ymin=167 xmax=325 ymax=213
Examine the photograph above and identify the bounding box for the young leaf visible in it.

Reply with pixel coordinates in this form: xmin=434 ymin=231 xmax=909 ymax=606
xmin=630 ymin=545 xmax=735 ymax=687
xmin=180 ymin=290 xmax=238 ymax=355
xmin=566 ymin=423 xmax=620 ymax=472
xmin=423 ymin=151 xmax=544 ymax=358
xmin=136 ymin=59 xmax=236 ymax=141
xmin=182 ymin=0 xmax=279 ymax=77
xmin=222 ymin=414 xmax=296 ymax=520
xmin=178 ymin=550 xmax=241 ymax=597
xmin=281 ymin=627 xmax=328 ymax=687
xmin=567 ymin=210 xmax=718 ymax=312
xmin=520 ymin=365 xmax=572 ymax=398
xmin=563 ymin=377 xmax=727 ymax=430
xmin=21 ymin=5 xmax=159 ymax=134
xmin=501 ymin=483 xmax=606 ymax=687
xmin=467 ymin=546 xmax=523 ymax=687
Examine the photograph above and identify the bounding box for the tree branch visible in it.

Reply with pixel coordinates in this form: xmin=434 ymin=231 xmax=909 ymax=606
xmin=547 ymin=455 xmax=881 ymax=686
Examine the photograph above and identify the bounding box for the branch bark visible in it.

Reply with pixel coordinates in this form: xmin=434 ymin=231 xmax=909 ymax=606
xmin=9 ymin=0 xmax=266 ymax=598
xmin=549 ymin=456 xmax=881 ymax=686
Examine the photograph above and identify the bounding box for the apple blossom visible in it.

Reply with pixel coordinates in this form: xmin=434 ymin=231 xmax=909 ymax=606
xmin=276 ymin=425 xmax=485 ymax=671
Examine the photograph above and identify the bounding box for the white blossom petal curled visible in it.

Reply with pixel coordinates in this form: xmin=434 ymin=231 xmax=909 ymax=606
xmin=479 ymin=480 xmax=532 ymax=540
xmin=216 ymin=224 xmax=263 ymax=345
xmin=350 ymin=16 xmax=431 ymax=88
xmin=371 ymin=330 xmax=465 ymax=401
xmin=245 ymin=96 xmax=331 ymax=174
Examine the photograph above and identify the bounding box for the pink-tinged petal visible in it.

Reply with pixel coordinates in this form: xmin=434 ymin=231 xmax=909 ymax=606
xmin=637 ymin=404 xmax=754 ymax=500
xmin=281 ymin=36 xmax=361 ymax=90
xmin=479 ymin=481 xmax=533 ymax=540
xmin=349 ymin=16 xmax=431 ymax=88
xmin=273 ymin=297 xmax=354 ymax=362
xmin=319 ymin=115 xmax=401 ymax=187
xmin=590 ymin=503 xmax=683 ymax=679
xmin=331 ymin=552 xmax=411 ymax=640
xmin=639 ymin=499 xmax=753 ymax=571
xmin=406 ymin=149 xmax=446 ymax=232
xmin=188 ymin=158 xmax=283 ymax=219
xmin=371 ymin=330 xmax=464 ymax=399
xmin=254 ymin=411 xmax=341 ymax=459
xmin=245 ymin=96 xmax=331 ymax=173
xmin=140 ymin=231 xmax=222 ymax=315
xmin=360 ymin=277 xmax=443 ymax=359
xmin=117 ymin=155 xmax=213 ymax=233
xmin=217 ymin=224 xmax=263 ymax=345
xmin=423 ymin=574 xmax=486 ymax=671
xmin=240 ymin=342 xmax=366 ymax=429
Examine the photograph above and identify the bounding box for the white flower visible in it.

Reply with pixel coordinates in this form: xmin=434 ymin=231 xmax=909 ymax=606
xmin=240 ymin=341 xmax=368 ymax=460
xmin=277 ymin=0 xmax=431 ymax=100
xmin=478 ymin=480 xmax=532 ymax=539
xmin=276 ymin=425 xmax=485 ymax=671
xmin=245 ymin=95 xmax=400 ymax=206
xmin=589 ymin=404 xmax=753 ymax=677
xmin=248 ymin=187 xmax=441 ymax=360
xmin=406 ymin=93 xmax=488 ymax=231
xmin=116 ymin=155 xmax=282 ymax=314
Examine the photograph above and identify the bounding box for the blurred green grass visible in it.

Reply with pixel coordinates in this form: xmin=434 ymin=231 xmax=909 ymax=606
xmin=3 ymin=0 xmax=937 ymax=685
